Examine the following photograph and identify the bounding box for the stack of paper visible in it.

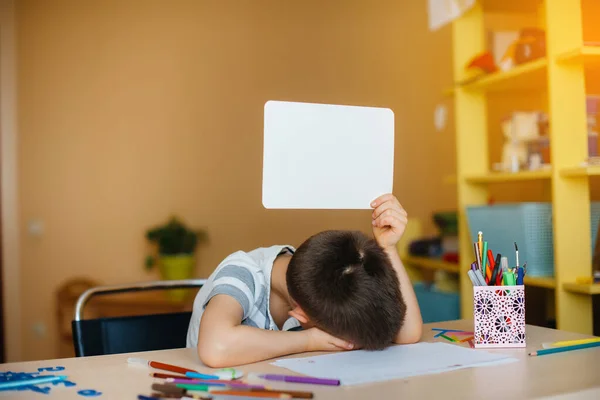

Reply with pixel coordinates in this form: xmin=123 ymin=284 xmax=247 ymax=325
xmin=272 ymin=342 xmax=517 ymax=386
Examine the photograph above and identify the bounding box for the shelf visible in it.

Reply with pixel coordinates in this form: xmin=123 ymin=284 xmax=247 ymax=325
xmin=460 ymin=58 xmax=547 ymax=93
xmin=563 ymin=283 xmax=600 ymax=295
xmin=481 ymin=0 xmax=542 ymax=13
xmin=556 ymin=46 xmax=600 ymax=64
xmin=401 ymin=256 xmax=460 ymax=274
xmin=561 ymin=166 xmax=600 ymax=177
xmin=464 ymin=169 xmax=552 ymax=184
xmin=524 ymin=276 xmax=556 ymax=289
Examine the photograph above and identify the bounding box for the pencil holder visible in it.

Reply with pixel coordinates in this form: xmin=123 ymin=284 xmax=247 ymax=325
xmin=473 ymin=285 xmax=526 ymax=348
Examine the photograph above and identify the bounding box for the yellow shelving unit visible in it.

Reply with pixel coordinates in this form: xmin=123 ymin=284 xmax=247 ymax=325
xmin=482 ymin=0 xmax=543 ymax=13
xmin=401 ymin=256 xmax=460 ymax=274
xmin=461 ymin=58 xmax=548 ymax=92
xmin=524 ymin=276 xmax=557 ymax=289
xmin=561 ymin=166 xmax=600 ymax=177
xmin=452 ymin=0 xmax=595 ymax=334
xmin=563 ymin=283 xmax=600 ymax=295
xmin=557 ymin=46 xmax=600 ymax=64
xmin=465 ymin=169 xmax=552 ymax=184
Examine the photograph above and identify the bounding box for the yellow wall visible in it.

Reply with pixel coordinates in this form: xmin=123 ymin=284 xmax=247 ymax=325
xmin=14 ymin=0 xmax=455 ymax=361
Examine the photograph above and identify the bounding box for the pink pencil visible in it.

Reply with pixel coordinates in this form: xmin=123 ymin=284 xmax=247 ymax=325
xmin=452 ymin=331 xmax=474 ymax=336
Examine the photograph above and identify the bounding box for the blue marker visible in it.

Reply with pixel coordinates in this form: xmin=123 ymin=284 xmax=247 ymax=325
xmin=185 ymin=371 xmax=220 ymax=380
xmin=185 ymin=368 xmax=244 ymax=380
xmin=516 ymin=264 xmax=525 ymax=285
xmin=0 ymin=375 xmax=67 ymax=389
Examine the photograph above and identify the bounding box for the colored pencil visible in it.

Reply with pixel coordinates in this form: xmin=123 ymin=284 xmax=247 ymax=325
xmin=151 ymin=382 xmax=186 ymax=396
xmin=431 ymin=328 xmax=466 ymax=332
xmin=152 ymin=393 xmax=188 ymax=399
xmin=529 ymin=340 xmax=600 ymax=356
xmin=168 ymin=379 xmax=265 ymax=389
xmin=180 ymin=396 xmax=213 ymax=400
xmin=258 ymin=374 xmax=340 ymax=386
xmin=210 ymin=390 xmax=291 ymax=399
xmin=547 ymin=337 xmax=600 ymax=348
xmin=151 ymin=372 xmax=191 ymax=380
xmin=440 ymin=334 xmax=456 ymax=342
xmin=250 ymin=389 xmax=314 ymax=399
xmin=128 ymin=357 xmax=197 ymax=375
xmin=434 ymin=329 xmax=467 ymax=338
xmin=249 ymin=389 xmax=313 ymax=399
xmin=459 ymin=336 xmax=474 ymax=343
xmin=178 ymin=386 xmax=313 ymax=399
xmin=176 ymin=383 xmax=211 ymax=391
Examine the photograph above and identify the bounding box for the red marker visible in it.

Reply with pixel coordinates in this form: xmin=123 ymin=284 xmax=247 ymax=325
xmin=486 ymin=249 xmax=495 ymax=284
xmin=127 ymin=357 xmax=196 ymax=375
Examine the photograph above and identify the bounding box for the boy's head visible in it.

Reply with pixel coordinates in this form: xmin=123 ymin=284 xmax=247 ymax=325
xmin=286 ymin=230 xmax=406 ymax=350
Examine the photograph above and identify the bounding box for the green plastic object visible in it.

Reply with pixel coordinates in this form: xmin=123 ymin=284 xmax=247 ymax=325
xmin=433 ymin=211 xmax=458 ymax=236
xmin=159 ymin=255 xmax=195 ymax=301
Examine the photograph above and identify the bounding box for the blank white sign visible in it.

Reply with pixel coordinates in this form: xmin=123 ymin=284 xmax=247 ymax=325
xmin=262 ymin=100 xmax=395 ymax=209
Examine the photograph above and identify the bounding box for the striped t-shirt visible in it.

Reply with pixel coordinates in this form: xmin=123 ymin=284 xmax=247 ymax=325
xmin=186 ymin=245 xmax=300 ymax=348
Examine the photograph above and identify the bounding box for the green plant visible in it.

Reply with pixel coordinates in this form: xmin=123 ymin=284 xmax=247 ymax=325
xmin=145 ymin=216 xmax=208 ymax=270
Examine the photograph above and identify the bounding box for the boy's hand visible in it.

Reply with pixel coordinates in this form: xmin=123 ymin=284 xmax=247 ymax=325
xmin=305 ymin=327 xmax=355 ymax=352
xmin=371 ymin=193 xmax=408 ymax=251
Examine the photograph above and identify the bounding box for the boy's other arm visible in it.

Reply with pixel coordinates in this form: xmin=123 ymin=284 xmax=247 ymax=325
xmin=197 ymin=294 xmax=354 ymax=368
xmin=385 ymin=247 xmax=423 ymax=344
xmin=371 ymin=193 xmax=423 ymax=344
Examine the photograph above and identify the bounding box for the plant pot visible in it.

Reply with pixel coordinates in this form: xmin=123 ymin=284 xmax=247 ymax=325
xmin=159 ymin=254 xmax=195 ymax=302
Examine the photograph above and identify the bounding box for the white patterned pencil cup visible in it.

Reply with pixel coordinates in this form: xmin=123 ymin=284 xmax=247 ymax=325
xmin=473 ymin=285 xmax=526 ymax=348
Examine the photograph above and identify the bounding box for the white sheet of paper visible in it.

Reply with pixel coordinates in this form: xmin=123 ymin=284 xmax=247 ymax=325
xmin=272 ymin=342 xmax=517 ymax=386
xmin=428 ymin=0 xmax=475 ymax=31
xmin=262 ymin=100 xmax=394 ymax=209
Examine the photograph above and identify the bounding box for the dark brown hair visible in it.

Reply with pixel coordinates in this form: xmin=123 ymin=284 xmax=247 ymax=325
xmin=287 ymin=230 xmax=406 ymax=350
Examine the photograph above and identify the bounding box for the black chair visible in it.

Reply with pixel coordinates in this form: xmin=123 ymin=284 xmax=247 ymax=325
xmin=72 ymin=279 xmax=206 ymax=357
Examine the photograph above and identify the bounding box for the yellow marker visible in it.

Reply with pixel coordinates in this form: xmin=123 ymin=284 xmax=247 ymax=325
xmin=477 ymin=231 xmax=483 ymax=259
xmin=549 ymin=338 xmax=600 ymax=348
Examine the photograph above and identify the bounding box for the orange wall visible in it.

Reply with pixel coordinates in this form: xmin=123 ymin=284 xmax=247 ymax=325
xmin=16 ymin=0 xmax=455 ymax=361
xmin=1 ymin=0 xmax=22 ymax=362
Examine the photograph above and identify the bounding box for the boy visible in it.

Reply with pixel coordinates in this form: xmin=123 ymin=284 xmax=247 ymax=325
xmin=186 ymin=193 xmax=422 ymax=367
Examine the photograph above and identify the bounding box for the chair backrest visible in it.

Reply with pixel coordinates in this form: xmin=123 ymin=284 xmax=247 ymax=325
xmin=72 ymin=280 xmax=205 ymax=357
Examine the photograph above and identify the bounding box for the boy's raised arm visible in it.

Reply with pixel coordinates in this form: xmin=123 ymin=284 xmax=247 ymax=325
xmin=197 ymin=294 xmax=353 ymax=367
xmin=371 ymin=193 xmax=423 ymax=344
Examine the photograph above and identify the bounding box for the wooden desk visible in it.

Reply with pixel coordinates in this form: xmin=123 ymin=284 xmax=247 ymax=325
xmin=2 ymin=320 xmax=600 ymax=399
